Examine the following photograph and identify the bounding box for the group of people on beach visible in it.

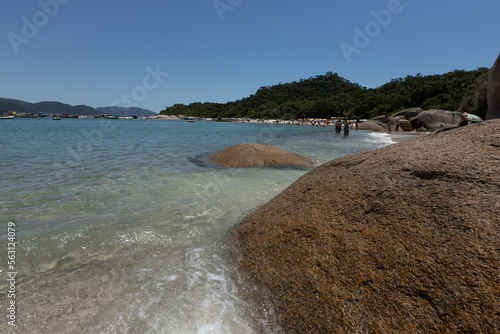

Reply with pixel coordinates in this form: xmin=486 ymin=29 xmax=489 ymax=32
xmin=334 ymin=120 xmax=357 ymax=136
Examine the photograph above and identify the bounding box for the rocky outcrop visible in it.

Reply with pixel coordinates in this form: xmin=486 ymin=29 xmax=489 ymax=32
xmin=392 ymin=107 xmax=423 ymax=120
xmin=396 ymin=118 xmax=412 ymax=131
xmin=357 ymin=120 xmax=388 ymax=132
xmin=360 ymin=108 xmax=467 ymax=132
xmin=409 ymin=109 xmax=465 ymax=130
xmin=359 ymin=114 xmax=415 ymax=132
xmin=231 ymin=120 xmax=500 ymax=333
xmin=205 ymin=143 xmax=315 ymax=167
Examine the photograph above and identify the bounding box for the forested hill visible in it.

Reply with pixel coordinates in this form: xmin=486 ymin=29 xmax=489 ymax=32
xmin=160 ymin=68 xmax=490 ymax=120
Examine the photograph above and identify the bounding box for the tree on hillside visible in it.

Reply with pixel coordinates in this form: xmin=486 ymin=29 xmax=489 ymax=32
xmin=160 ymin=68 xmax=490 ymax=120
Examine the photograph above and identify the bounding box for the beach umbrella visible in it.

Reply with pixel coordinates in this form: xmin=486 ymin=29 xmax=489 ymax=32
xmin=466 ymin=113 xmax=483 ymax=123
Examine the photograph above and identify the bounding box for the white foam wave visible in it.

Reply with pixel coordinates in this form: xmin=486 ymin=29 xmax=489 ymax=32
xmin=84 ymin=245 xmax=264 ymax=334
xmin=365 ymin=132 xmax=395 ymax=145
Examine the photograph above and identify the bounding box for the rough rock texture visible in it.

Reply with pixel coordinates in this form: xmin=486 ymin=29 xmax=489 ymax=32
xmin=370 ymin=115 xmax=394 ymax=124
xmin=231 ymin=120 xmax=500 ymax=333
xmin=206 ymin=143 xmax=315 ymax=167
xmin=392 ymin=107 xmax=424 ymax=120
xmin=397 ymin=119 xmax=412 ymax=131
xmin=357 ymin=120 xmax=388 ymax=132
xmin=359 ymin=115 xmax=413 ymax=132
xmin=410 ymin=109 xmax=465 ymax=130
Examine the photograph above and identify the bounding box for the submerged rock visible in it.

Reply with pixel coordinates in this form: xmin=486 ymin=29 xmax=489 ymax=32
xmin=205 ymin=143 xmax=315 ymax=167
xmin=231 ymin=120 xmax=500 ymax=333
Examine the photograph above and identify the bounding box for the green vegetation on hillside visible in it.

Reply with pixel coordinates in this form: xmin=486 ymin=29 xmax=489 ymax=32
xmin=160 ymin=68 xmax=490 ymax=120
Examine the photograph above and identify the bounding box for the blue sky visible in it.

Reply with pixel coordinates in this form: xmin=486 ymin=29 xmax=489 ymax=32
xmin=1 ymin=0 xmax=499 ymax=113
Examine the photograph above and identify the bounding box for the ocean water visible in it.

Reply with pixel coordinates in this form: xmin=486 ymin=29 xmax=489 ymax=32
xmin=0 ymin=118 xmax=394 ymax=333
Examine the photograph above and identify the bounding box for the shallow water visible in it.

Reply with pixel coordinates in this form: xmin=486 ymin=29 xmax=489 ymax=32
xmin=0 ymin=118 xmax=393 ymax=333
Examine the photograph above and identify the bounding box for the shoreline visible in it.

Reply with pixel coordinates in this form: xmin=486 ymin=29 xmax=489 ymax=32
xmin=158 ymin=115 xmax=436 ymax=135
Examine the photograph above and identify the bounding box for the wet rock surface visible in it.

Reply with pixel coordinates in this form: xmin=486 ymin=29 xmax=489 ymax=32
xmin=231 ymin=120 xmax=500 ymax=333
xmin=205 ymin=143 xmax=315 ymax=168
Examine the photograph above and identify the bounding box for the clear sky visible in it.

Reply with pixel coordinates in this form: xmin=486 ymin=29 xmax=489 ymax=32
xmin=2 ymin=0 xmax=499 ymax=113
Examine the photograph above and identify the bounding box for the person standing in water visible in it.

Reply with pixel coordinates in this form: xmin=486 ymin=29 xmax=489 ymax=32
xmin=335 ymin=121 xmax=342 ymax=134
xmin=487 ymin=53 xmax=500 ymax=120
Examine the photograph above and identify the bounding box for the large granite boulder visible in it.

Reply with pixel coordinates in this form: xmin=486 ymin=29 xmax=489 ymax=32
xmin=231 ymin=120 xmax=500 ymax=333
xmin=359 ymin=115 xmax=413 ymax=132
xmin=370 ymin=115 xmax=394 ymax=124
xmin=357 ymin=116 xmax=397 ymax=132
xmin=409 ymin=109 xmax=465 ymax=130
xmin=357 ymin=120 xmax=388 ymax=132
xmin=396 ymin=118 xmax=412 ymax=131
xmin=205 ymin=143 xmax=315 ymax=167
xmin=392 ymin=107 xmax=423 ymax=120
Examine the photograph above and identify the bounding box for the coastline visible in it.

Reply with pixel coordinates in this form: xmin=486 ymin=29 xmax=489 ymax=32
xmin=155 ymin=115 xmax=430 ymax=145
xmin=230 ymin=120 xmax=500 ymax=333
xmin=3 ymin=118 xmax=386 ymax=333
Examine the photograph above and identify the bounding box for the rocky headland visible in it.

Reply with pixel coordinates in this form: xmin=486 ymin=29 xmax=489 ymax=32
xmin=358 ymin=108 xmax=472 ymax=132
xmin=204 ymin=143 xmax=315 ymax=168
xmin=231 ymin=120 xmax=500 ymax=333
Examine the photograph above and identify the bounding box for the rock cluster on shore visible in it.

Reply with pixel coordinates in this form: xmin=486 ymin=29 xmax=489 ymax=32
xmin=231 ymin=120 xmax=500 ymax=333
xmin=358 ymin=108 xmax=470 ymax=132
xmin=204 ymin=143 xmax=315 ymax=168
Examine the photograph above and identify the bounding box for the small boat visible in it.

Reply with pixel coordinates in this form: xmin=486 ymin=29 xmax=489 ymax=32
xmin=187 ymin=120 xmax=195 ymax=123
xmin=53 ymin=116 xmax=61 ymax=120
xmin=0 ymin=115 xmax=15 ymax=119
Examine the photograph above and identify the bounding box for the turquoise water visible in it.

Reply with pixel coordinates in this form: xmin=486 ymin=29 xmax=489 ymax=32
xmin=0 ymin=118 xmax=393 ymax=333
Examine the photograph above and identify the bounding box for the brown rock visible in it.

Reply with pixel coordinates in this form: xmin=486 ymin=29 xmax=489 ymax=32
xmin=359 ymin=116 xmax=404 ymax=132
xmin=370 ymin=115 xmax=394 ymax=124
xmin=231 ymin=120 xmax=500 ymax=333
xmin=397 ymin=119 xmax=413 ymax=131
xmin=392 ymin=107 xmax=424 ymax=120
xmin=357 ymin=120 xmax=388 ymax=132
xmin=205 ymin=143 xmax=315 ymax=167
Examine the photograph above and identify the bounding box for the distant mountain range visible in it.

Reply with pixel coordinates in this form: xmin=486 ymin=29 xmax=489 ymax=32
xmin=0 ymin=98 xmax=157 ymax=117
xmin=96 ymin=106 xmax=157 ymax=117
